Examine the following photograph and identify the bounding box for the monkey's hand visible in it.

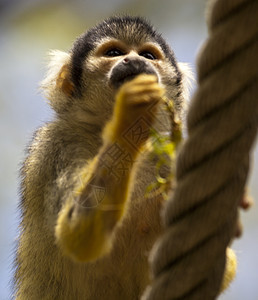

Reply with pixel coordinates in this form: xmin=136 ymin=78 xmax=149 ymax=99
xmin=56 ymin=74 xmax=164 ymax=263
xmin=104 ymin=74 xmax=164 ymax=155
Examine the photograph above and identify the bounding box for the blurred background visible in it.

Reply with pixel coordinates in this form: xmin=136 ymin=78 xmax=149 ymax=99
xmin=0 ymin=0 xmax=257 ymax=299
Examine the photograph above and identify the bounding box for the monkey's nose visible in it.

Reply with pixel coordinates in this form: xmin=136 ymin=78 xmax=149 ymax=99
xmin=110 ymin=57 xmax=158 ymax=89
xmin=122 ymin=57 xmax=146 ymax=68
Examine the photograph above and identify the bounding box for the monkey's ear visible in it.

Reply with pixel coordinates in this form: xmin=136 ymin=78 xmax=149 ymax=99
xmin=41 ymin=50 xmax=75 ymax=113
xmin=56 ymin=64 xmax=75 ymax=97
xmin=177 ymin=62 xmax=195 ymax=128
xmin=178 ymin=62 xmax=195 ymax=103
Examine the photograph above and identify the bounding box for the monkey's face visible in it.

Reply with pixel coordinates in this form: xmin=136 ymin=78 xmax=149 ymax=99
xmin=83 ymin=38 xmax=180 ymax=101
xmin=44 ymin=17 xmax=190 ymax=126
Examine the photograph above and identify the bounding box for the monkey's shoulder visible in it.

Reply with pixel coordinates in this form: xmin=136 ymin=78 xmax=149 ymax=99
xmin=22 ymin=121 xmax=100 ymax=185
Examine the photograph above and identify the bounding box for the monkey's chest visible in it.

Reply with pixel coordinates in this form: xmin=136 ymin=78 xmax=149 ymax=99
xmin=102 ymin=194 xmax=165 ymax=296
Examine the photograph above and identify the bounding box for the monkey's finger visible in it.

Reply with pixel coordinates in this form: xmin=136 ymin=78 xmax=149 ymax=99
xmin=127 ymin=81 xmax=163 ymax=92
xmin=131 ymin=74 xmax=159 ymax=84
xmin=129 ymin=92 xmax=163 ymax=106
xmin=125 ymin=89 xmax=164 ymax=103
xmin=234 ymin=217 xmax=243 ymax=238
xmin=121 ymin=74 xmax=159 ymax=90
xmin=123 ymin=80 xmax=164 ymax=96
xmin=239 ymin=190 xmax=253 ymax=210
xmin=121 ymin=80 xmax=162 ymax=94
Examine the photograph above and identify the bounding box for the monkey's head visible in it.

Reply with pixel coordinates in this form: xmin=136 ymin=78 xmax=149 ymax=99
xmin=41 ymin=16 xmax=192 ymax=127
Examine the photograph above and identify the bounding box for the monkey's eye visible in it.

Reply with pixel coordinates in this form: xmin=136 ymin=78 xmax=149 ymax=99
xmin=105 ymin=48 xmax=124 ymax=57
xmin=139 ymin=51 xmax=156 ymax=60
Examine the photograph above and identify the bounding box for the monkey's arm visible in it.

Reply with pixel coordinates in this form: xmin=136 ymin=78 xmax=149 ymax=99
xmin=55 ymin=75 xmax=163 ymax=262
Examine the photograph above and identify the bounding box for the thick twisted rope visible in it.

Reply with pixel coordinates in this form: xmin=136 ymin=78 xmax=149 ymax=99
xmin=144 ymin=0 xmax=258 ymax=299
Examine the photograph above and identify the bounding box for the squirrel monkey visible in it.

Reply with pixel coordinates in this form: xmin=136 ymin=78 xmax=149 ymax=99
xmin=14 ymin=16 xmax=236 ymax=299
